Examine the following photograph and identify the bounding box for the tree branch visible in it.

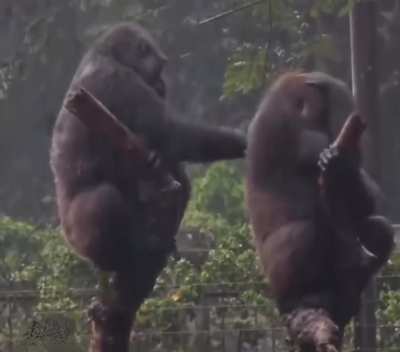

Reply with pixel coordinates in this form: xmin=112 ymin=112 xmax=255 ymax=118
xmin=198 ymin=0 xmax=264 ymax=25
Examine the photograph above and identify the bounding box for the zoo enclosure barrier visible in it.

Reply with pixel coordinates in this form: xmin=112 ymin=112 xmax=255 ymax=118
xmin=0 ymin=227 xmax=399 ymax=352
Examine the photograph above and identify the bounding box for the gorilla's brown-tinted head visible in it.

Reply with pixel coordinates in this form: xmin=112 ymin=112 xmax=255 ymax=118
xmin=95 ymin=23 xmax=168 ymax=97
xmin=267 ymin=71 xmax=354 ymax=138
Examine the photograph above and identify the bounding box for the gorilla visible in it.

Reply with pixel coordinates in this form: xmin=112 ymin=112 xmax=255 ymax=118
xmin=245 ymin=71 xmax=394 ymax=352
xmin=50 ymin=22 xmax=246 ymax=350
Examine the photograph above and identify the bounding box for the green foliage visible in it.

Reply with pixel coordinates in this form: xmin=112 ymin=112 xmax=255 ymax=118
xmin=378 ymin=288 xmax=400 ymax=349
xmin=380 ymin=289 xmax=400 ymax=326
xmin=0 ymin=216 xmax=93 ymax=350
xmin=0 ymin=219 xmax=94 ymax=312
xmin=187 ymin=162 xmax=246 ymax=225
xmin=35 ymin=228 xmax=95 ymax=312
xmin=223 ymin=46 xmax=268 ymax=98
xmin=187 ymin=162 xmax=274 ymax=312
xmin=221 ymin=0 xmax=356 ymax=99
xmin=136 ymin=162 xmax=278 ymax=340
xmin=0 ymin=216 xmax=42 ymax=287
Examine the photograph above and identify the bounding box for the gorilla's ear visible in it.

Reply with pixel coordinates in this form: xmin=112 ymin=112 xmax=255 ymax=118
xmin=302 ymin=71 xmax=352 ymax=98
xmin=303 ymin=72 xmax=331 ymax=95
xmin=303 ymin=71 xmax=333 ymax=85
xmin=305 ymin=81 xmax=330 ymax=98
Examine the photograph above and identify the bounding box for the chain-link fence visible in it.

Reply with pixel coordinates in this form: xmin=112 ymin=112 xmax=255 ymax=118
xmin=0 ymin=228 xmax=399 ymax=352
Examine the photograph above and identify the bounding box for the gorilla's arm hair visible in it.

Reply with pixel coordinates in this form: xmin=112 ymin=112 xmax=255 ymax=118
xmin=75 ymin=55 xmax=246 ymax=163
xmin=163 ymin=120 xmax=246 ymax=163
xmin=346 ymin=168 xmax=378 ymax=218
xmin=323 ymin=164 xmax=379 ymax=223
xmin=318 ymin=112 xmax=377 ymax=222
xmin=297 ymin=130 xmax=330 ymax=168
xmin=319 ymin=145 xmax=379 ymax=224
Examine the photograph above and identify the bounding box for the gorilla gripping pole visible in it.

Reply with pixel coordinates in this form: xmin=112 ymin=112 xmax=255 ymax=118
xmin=64 ymin=87 xmax=181 ymax=195
xmin=318 ymin=112 xmax=366 ymax=204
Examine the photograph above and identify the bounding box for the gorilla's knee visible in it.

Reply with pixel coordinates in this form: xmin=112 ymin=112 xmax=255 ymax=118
xmin=360 ymin=215 xmax=395 ymax=265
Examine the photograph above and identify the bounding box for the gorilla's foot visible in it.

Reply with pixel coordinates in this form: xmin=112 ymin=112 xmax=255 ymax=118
xmin=284 ymin=307 xmax=340 ymax=352
xmin=87 ymin=298 xmax=133 ymax=352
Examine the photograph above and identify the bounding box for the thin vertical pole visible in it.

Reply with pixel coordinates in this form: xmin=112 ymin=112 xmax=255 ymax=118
xmin=350 ymin=1 xmax=380 ymax=352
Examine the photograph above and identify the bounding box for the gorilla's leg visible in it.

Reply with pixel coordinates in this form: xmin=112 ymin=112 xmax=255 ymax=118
xmin=65 ymin=183 xmax=135 ymax=272
xmin=328 ymin=216 xmax=394 ymax=326
xmin=64 ymin=183 xmax=141 ymax=351
xmin=258 ymin=220 xmax=340 ymax=352
xmin=88 ymin=253 xmax=168 ymax=352
xmin=357 ymin=215 xmax=395 ymax=276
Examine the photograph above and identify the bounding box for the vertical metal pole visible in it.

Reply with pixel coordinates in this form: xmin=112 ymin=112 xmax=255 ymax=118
xmin=350 ymin=1 xmax=380 ymax=352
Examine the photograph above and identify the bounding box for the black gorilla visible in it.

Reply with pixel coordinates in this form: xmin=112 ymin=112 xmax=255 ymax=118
xmin=245 ymin=71 xmax=394 ymax=352
xmin=50 ymin=22 xmax=246 ymax=349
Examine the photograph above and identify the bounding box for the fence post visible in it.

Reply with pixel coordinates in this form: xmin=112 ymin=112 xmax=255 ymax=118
xmin=350 ymin=1 xmax=380 ymax=351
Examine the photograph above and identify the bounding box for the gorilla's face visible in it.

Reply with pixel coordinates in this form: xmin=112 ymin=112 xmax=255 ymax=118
xmin=101 ymin=23 xmax=168 ymax=97
xmin=133 ymin=34 xmax=167 ymax=88
xmin=299 ymin=72 xmax=354 ymax=139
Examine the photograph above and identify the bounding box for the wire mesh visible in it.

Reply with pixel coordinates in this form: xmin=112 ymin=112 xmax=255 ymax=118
xmin=0 ymin=229 xmax=399 ymax=352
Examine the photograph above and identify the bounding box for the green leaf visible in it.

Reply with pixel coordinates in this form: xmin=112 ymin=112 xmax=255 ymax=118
xmin=222 ymin=47 xmax=268 ymax=98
